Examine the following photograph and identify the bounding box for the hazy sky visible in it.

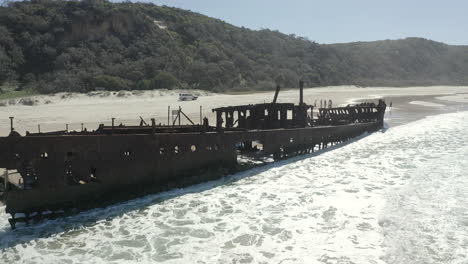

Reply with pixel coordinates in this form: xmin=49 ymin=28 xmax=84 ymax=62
xmin=139 ymin=0 xmax=467 ymax=45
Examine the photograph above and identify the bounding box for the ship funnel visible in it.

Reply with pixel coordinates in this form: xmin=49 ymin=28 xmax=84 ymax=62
xmin=9 ymin=117 xmax=14 ymax=132
xmin=299 ymin=80 xmax=304 ymax=105
xmin=272 ymin=84 xmax=281 ymax=103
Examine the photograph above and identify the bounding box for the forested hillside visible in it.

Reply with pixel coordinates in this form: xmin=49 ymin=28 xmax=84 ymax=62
xmin=1 ymin=0 xmax=468 ymax=94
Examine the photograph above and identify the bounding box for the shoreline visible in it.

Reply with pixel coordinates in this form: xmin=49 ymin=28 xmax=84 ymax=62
xmin=1 ymin=88 xmax=468 ymax=207
xmin=355 ymin=92 xmax=468 ymax=127
xmin=1 ymin=85 xmax=468 ymax=135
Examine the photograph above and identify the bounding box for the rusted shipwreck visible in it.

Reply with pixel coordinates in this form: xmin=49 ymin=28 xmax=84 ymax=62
xmin=0 ymin=82 xmax=386 ymax=228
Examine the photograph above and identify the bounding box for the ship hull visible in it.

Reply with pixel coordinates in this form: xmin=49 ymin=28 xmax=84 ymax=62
xmin=2 ymin=121 xmax=382 ymax=220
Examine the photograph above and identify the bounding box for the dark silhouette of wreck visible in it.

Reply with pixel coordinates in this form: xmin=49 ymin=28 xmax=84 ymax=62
xmin=0 ymin=81 xmax=386 ymax=228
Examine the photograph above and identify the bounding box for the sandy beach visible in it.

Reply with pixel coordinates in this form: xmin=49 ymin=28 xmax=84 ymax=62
xmin=1 ymin=85 xmax=468 ymax=203
xmin=1 ymin=85 xmax=468 ymax=136
xmin=2 ymin=86 xmax=468 ymax=262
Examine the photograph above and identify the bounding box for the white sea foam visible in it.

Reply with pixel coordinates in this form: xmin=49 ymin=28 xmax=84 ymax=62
xmin=380 ymin=145 xmax=468 ymax=264
xmin=1 ymin=111 xmax=468 ymax=263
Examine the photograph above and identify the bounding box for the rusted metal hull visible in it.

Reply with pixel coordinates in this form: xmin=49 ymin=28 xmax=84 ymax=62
xmin=1 ymin=121 xmax=382 ymax=220
xmin=0 ymin=78 xmax=388 ymax=228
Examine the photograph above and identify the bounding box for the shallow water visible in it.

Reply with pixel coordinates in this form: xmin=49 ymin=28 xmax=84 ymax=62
xmin=1 ymin=111 xmax=468 ymax=264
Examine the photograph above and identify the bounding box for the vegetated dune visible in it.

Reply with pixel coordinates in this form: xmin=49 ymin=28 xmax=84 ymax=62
xmin=1 ymin=0 xmax=468 ymax=96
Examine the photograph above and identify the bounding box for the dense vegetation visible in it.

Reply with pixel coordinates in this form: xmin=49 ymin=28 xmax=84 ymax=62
xmin=1 ymin=0 xmax=468 ymax=94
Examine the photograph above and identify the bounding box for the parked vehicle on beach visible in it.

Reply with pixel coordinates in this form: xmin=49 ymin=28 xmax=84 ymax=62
xmin=179 ymin=93 xmax=198 ymax=101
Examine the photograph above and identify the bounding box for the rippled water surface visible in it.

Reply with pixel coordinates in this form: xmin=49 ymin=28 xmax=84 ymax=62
xmin=1 ymin=111 xmax=468 ymax=264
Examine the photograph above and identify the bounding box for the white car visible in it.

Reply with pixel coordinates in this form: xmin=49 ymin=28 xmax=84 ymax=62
xmin=178 ymin=93 xmax=198 ymax=101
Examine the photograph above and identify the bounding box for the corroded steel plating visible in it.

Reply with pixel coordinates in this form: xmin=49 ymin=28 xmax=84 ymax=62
xmin=0 ymin=82 xmax=386 ymax=228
